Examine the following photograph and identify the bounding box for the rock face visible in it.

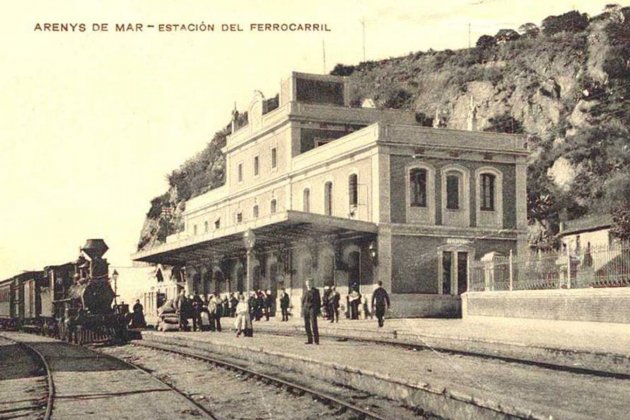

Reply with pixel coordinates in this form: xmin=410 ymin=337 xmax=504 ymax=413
xmin=137 ymin=7 xmax=630 ymax=251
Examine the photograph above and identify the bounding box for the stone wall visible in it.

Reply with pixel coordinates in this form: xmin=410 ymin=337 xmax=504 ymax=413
xmin=390 ymin=293 xmax=461 ymax=318
xmin=462 ymin=287 xmax=630 ymax=324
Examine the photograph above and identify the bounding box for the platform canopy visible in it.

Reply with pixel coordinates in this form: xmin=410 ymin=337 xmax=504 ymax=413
xmin=132 ymin=210 xmax=378 ymax=266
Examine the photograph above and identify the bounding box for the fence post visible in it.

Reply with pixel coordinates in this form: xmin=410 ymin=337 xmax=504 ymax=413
xmin=508 ymin=249 xmax=513 ymax=291
xmin=566 ymin=246 xmax=572 ymax=289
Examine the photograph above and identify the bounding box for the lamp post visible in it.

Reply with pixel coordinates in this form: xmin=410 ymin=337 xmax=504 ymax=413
xmin=243 ymin=229 xmax=257 ymax=294
xmin=112 ymin=269 xmax=119 ymax=305
xmin=368 ymin=241 xmax=378 ymax=266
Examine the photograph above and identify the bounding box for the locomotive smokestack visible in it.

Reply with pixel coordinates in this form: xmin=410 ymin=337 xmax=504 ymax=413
xmin=81 ymin=239 xmax=109 ymax=260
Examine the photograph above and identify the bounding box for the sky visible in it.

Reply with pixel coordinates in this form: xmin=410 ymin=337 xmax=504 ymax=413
xmin=0 ymin=0 xmax=616 ymax=279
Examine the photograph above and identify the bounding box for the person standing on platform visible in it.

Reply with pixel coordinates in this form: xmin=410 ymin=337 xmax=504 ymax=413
xmin=329 ymin=286 xmax=340 ymax=323
xmin=212 ymin=294 xmax=223 ymax=332
xmin=174 ymin=289 xmax=188 ymax=331
xmin=348 ymin=285 xmax=361 ymax=320
xmin=301 ymin=279 xmax=321 ymax=345
xmin=230 ymin=293 xmax=239 ymax=317
xmin=371 ymin=281 xmax=391 ymax=328
xmin=192 ymin=294 xmax=203 ymax=332
xmin=235 ymin=294 xmax=253 ymax=337
xmin=264 ymin=289 xmax=274 ymax=321
xmin=279 ymin=289 xmax=290 ymax=321
xmin=131 ymin=299 xmax=146 ymax=328
xmin=322 ymin=286 xmax=331 ymax=320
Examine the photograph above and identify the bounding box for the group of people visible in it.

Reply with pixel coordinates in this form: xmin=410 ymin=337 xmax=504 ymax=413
xmin=153 ymin=280 xmax=390 ymax=345
xmin=301 ymin=280 xmax=391 ymax=345
xmin=174 ymin=290 xmax=230 ymax=332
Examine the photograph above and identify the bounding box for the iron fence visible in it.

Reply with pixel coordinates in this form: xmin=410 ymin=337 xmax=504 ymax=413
xmin=470 ymin=241 xmax=630 ymax=292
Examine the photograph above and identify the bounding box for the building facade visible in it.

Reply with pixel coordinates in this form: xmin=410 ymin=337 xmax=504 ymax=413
xmin=132 ymin=72 xmax=528 ymax=317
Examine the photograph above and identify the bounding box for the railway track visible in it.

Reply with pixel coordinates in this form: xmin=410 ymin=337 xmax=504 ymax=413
xmin=0 ymin=332 xmax=221 ymax=419
xmin=0 ymin=333 xmax=54 ymax=420
xmin=106 ymin=340 xmax=398 ymax=420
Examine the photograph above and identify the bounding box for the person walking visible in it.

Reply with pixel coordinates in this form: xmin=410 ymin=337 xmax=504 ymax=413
xmin=279 ymin=289 xmax=290 ymax=322
xmin=371 ymin=281 xmax=391 ymax=327
xmin=301 ymin=279 xmax=321 ymax=345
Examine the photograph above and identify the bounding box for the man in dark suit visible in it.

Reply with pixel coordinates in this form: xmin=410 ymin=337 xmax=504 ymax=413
xmin=371 ymin=281 xmax=391 ymax=327
xmin=301 ymin=279 xmax=321 ymax=345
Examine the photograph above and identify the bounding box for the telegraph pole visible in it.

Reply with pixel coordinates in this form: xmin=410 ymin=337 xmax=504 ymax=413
xmin=322 ymin=40 xmax=326 ymax=74
xmin=468 ymin=23 xmax=471 ymax=48
xmin=361 ymin=18 xmax=366 ymax=61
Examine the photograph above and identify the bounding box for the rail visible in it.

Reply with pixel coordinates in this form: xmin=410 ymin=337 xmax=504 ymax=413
xmin=132 ymin=340 xmax=385 ymax=420
xmin=0 ymin=333 xmax=55 ymax=420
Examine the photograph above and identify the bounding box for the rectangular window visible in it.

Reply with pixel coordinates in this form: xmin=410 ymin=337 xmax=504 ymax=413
xmin=324 ymin=182 xmax=333 ymax=216
xmin=303 ymin=189 xmax=310 ymax=212
xmin=253 ymin=205 xmax=259 ymax=218
xmin=480 ymin=174 xmax=495 ymax=211
xmin=236 ymin=212 xmax=243 ymax=223
xmin=204 ymin=221 xmax=209 ymax=233
xmin=410 ymin=169 xmax=427 ymax=207
xmin=270 ymin=199 xmax=277 ymax=214
xmin=214 ymin=218 xmax=220 ymax=229
xmin=271 ymin=148 xmax=277 ymax=168
xmin=254 ymin=156 xmax=259 ymax=176
xmin=446 ymin=175 xmax=460 ymax=210
xmin=193 ymin=224 xmax=198 ymax=235
xmin=238 ymin=163 xmax=243 ymax=182
xmin=349 ymin=174 xmax=358 ymax=207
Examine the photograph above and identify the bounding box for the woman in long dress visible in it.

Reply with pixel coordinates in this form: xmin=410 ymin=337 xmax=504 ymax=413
xmin=234 ymin=294 xmax=253 ymax=337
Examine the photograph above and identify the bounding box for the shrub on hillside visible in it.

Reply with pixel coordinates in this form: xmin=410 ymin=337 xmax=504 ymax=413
xmin=541 ymin=11 xmax=589 ymax=36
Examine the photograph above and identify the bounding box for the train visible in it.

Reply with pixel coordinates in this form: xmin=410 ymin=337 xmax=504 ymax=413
xmin=0 ymin=239 xmax=128 ymax=344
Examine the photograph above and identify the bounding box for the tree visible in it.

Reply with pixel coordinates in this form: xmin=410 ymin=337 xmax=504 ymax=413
xmin=495 ymin=29 xmax=520 ymax=43
xmin=518 ymin=23 xmax=540 ymax=38
xmin=476 ymin=35 xmax=496 ymax=49
xmin=541 ymin=11 xmax=589 ymax=36
xmin=330 ymin=64 xmax=356 ymax=76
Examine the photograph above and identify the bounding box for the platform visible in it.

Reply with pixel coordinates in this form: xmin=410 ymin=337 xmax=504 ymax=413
xmin=247 ymin=315 xmax=630 ymax=375
xmin=141 ymin=320 xmax=630 ymax=420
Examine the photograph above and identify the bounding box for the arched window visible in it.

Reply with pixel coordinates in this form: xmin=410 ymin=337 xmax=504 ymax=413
xmin=270 ymin=199 xmax=277 ymax=214
xmin=475 ymin=167 xmax=503 ymax=228
xmin=446 ymin=173 xmax=461 ymax=210
xmin=409 ymin=168 xmax=427 ymax=207
xmin=348 ymin=174 xmax=358 ymax=207
xmin=480 ymin=173 xmax=495 ymax=211
xmin=253 ymin=205 xmax=259 ymax=218
xmin=303 ymin=188 xmax=310 ymax=212
xmin=324 ymin=181 xmax=333 ymax=215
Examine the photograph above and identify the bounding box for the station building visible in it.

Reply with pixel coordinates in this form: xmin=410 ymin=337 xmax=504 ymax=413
xmin=132 ymin=72 xmax=528 ymax=317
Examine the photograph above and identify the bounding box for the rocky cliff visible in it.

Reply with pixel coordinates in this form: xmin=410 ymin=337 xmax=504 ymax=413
xmin=137 ymin=6 xmax=630 ymax=251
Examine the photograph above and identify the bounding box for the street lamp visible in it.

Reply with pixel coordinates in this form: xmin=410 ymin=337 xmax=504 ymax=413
xmin=112 ymin=269 xmax=119 ymax=305
xmin=243 ymin=229 xmax=257 ymax=294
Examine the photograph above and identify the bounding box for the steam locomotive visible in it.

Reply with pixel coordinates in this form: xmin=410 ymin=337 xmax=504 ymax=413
xmin=0 ymin=239 xmax=128 ymax=344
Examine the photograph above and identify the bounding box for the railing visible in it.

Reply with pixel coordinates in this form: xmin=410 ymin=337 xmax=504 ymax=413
xmin=470 ymin=241 xmax=630 ymax=291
